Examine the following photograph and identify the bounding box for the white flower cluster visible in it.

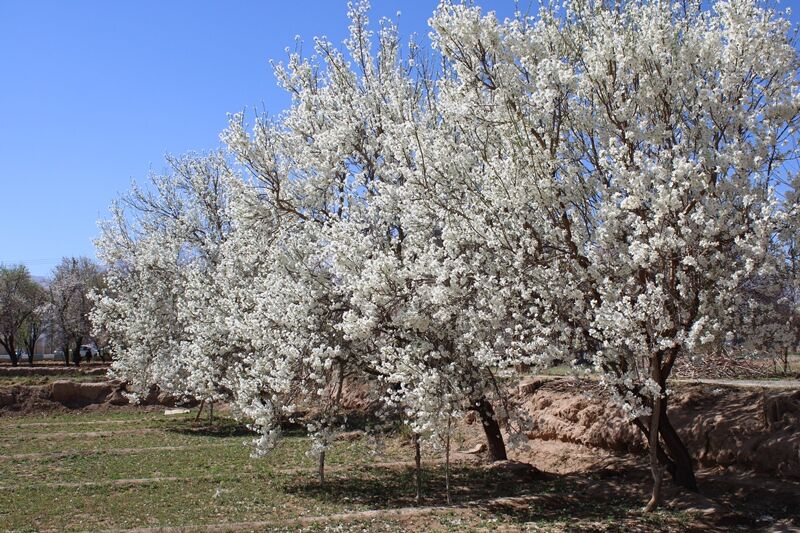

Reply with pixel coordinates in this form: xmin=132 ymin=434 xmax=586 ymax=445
xmin=93 ymin=0 xmax=799 ymax=463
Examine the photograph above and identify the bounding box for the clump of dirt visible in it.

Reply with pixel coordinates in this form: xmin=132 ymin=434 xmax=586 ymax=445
xmin=517 ymin=378 xmax=644 ymax=453
xmin=515 ymin=378 xmax=800 ymax=480
xmin=671 ymin=385 xmax=800 ymax=478
xmin=0 ymin=379 xmax=194 ymax=415
xmin=50 ymin=380 xmax=116 ymax=405
xmin=337 ymin=377 xmax=384 ymax=412
xmin=0 ymin=384 xmax=64 ymax=414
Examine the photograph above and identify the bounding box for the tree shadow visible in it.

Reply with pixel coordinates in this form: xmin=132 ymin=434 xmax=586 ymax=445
xmin=164 ymin=413 xmax=319 ymax=438
xmin=281 ymin=461 xmax=771 ymax=530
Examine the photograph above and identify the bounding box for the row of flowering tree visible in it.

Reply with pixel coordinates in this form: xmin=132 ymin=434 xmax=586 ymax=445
xmin=1 ymin=258 xmax=103 ymax=366
xmin=93 ymin=0 xmax=800 ymax=510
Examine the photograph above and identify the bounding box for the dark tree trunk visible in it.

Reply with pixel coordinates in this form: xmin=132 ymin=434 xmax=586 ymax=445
xmin=413 ymin=433 xmax=422 ymax=504
xmin=633 ymin=417 xmax=676 ymax=476
xmin=25 ymin=329 xmax=39 ymax=366
xmin=633 ymin=397 xmax=698 ymax=493
xmin=658 ymin=402 xmax=698 ymax=492
xmin=1 ymin=338 xmax=18 ymax=366
xmin=72 ymin=337 xmax=82 ymax=366
xmin=474 ymin=396 xmax=507 ymax=462
xmin=63 ymin=343 xmax=71 ymax=366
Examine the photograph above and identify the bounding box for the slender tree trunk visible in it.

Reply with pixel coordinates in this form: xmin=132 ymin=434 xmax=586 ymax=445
xmin=318 ymin=450 xmax=326 ymax=486
xmin=634 ymin=416 xmax=676 ymax=468
xmin=63 ymin=343 xmax=70 ymax=366
xmin=474 ymin=396 xmax=507 ymax=461
xmin=644 ymin=398 xmax=665 ymax=511
xmin=414 ymin=433 xmax=422 ymax=504
xmin=644 ymin=361 xmax=665 ymax=512
xmin=195 ymin=399 xmax=206 ymax=422
xmin=444 ymin=416 xmax=452 ymax=505
xmin=782 ymin=347 xmax=789 ymax=376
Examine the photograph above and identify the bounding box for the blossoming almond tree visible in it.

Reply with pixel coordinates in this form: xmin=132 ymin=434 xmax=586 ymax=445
xmin=425 ymin=0 xmax=799 ymax=509
xmin=92 ymin=152 xmax=235 ymax=404
xmin=93 ymin=0 xmax=800 ymax=512
xmin=219 ymin=2 xmax=420 ymax=477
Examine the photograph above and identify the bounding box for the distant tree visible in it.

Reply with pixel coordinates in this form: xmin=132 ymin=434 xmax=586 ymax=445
xmin=48 ymin=257 xmax=102 ymax=366
xmin=19 ymin=285 xmax=47 ymax=365
xmin=0 ymin=265 xmax=43 ymax=366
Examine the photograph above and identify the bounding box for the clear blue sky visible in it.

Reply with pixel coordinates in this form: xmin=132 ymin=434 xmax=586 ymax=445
xmin=0 ymin=1 xmax=516 ymax=276
xmin=0 ymin=1 xmax=796 ymax=277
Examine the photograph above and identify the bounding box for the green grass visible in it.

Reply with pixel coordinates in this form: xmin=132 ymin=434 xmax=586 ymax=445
xmin=0 ymin=373 xmax=107 ymax=386
xmin=0 ymin=408 xmax=712 ymax=532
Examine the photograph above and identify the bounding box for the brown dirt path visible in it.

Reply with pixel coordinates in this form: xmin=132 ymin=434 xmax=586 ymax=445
xmin=673 ymin=378 xmax=799 ymax=389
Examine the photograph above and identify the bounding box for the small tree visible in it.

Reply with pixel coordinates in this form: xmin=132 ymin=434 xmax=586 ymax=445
xmin=0 ymin=265 xmax=43 ymax=366
xmin=20 ymin=288 xmax=47 ymax=365
xmin=48 ymin=257 xmax=102 ymax=367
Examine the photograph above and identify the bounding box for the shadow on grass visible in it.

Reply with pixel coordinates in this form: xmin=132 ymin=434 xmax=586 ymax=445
xmin=164 ymin=409 xmax=393 ymax=439
xmin=164 ymin=416 xmax=313 ymax=439
xmin=165 ymin=417 xmax=255 ymax=438
xmin=287 ymin=463 xmax=635 ymax=515
xmin=282 ymin=462 xmax=769 ymax=530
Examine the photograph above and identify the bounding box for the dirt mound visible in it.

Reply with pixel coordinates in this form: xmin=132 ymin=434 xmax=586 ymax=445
xmin=671 ymin=386 xmax=800 ymax=478
xmin=0 ymin=384 xmax=66 ymax=414
xmin=518 ymin=378 xmax=800 ymax=479
xmin=50 ymin=380 xmax=115 ymax=405
xmin=0 ymin=380 xmax=196 ymax=414
xmin=519 ymin=378 xmax=643 ymax=453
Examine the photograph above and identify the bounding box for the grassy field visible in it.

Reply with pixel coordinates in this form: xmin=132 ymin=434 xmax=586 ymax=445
xmin=0 ymin=408 xmax=711 ymax=532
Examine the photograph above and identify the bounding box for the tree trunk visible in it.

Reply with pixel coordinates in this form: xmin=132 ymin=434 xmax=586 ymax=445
xmin=644 ymin=393 xmax=665 ymax=512
xmin=782 ymin=347 xmax=789 ymax=376
xmin=474 ymin=397 xmax=507 ymax=462
xmin=2 ymin=337 xmax=18 ymax=366
xmin=414 ymin=433 xmax=422 ymax=504
xmin=63 ymin=344 xmax=71 ymax=366
xmin=658 ymin=402 xmax=698 ymax=492
xmin=194 ymin=399 xmax=206 ymax=422
xmin=634 ymin=417 xmax=676 ymax=475
xmin=444 ymin=416 xmax=452 ymax=505
xmin=318 ymin=450 xmax=326 ymax=486
xmin=634 ymin=409 xmax=698 ymax=492
xmin=644 ymin=357 xmax=666 ymax=513
xmin=72 ymin=338 xmax=82 ymax=366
